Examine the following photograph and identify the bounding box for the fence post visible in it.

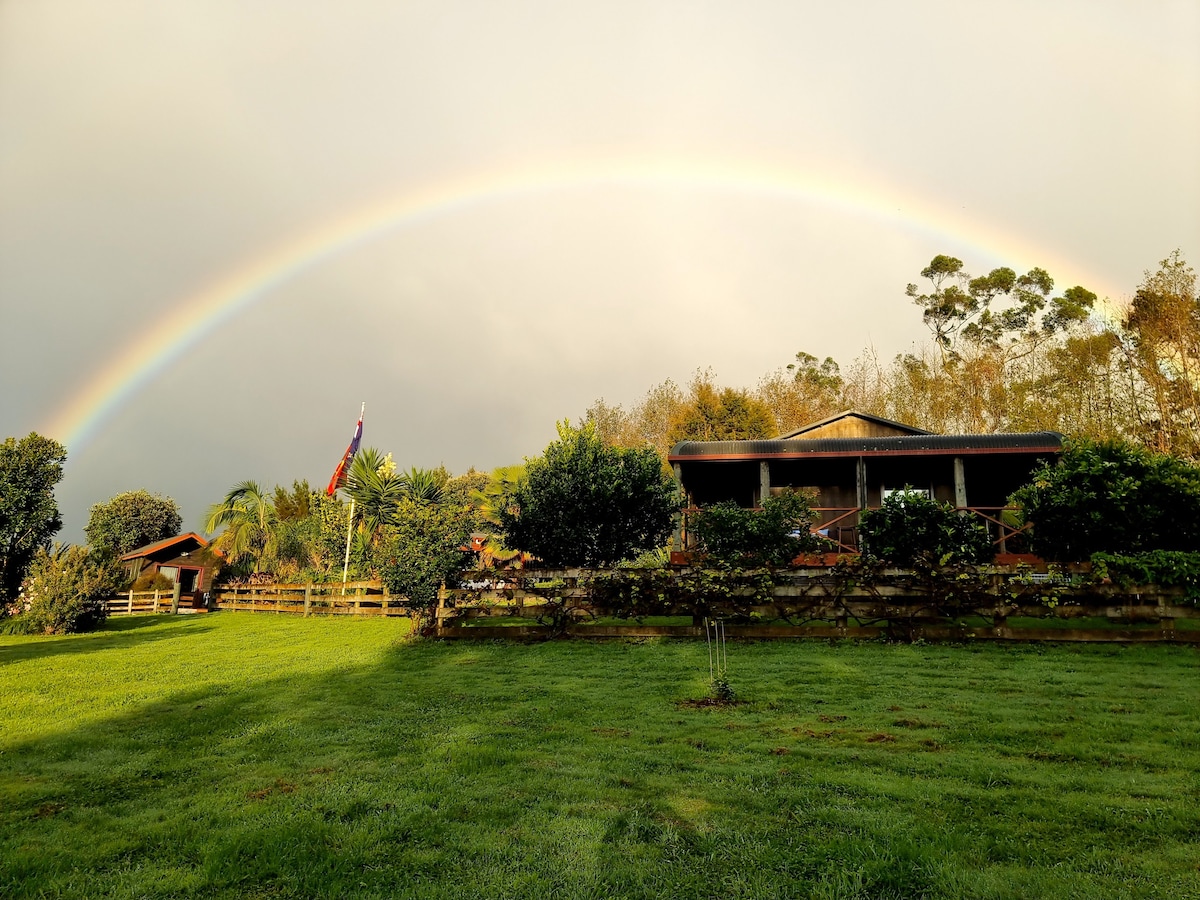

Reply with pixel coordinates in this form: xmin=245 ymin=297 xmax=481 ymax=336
xmin=436 ymin=584 xmax=448 ymax=636
xmin=382 ymin=584 xmax=389 ymax=615
xmin=153 ymin=589 xmax=160 ymax=613
xmin=1159 ymin=604 xmax=1176 ymax=640
xmin=171 ymin=582 xmax=181 ymax=615
xmin=304 ymin=584 xmax=312 ymax=617
xmin=127 ymin=590 xmax=134 ymax=615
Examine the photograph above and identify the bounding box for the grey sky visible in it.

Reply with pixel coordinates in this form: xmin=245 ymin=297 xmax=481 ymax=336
xmin=2 ymin=0 xmax=1198 ymax=543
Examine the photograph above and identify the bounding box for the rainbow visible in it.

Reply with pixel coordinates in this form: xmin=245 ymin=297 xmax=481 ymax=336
xmin=40 ymin=155 xmax=1125 ymax=456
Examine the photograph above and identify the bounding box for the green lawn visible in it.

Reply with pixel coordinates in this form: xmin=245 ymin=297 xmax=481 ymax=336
xmin=2 ymin=614 xmax=1199 ymax=899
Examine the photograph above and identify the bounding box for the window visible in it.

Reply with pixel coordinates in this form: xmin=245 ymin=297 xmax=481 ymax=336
xmin=882 ymin=487 xmax=931 ymax=501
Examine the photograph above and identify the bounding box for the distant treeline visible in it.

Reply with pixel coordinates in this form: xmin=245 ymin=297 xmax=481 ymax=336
xmin=584 ymin=251 xmax=1200 ymax=459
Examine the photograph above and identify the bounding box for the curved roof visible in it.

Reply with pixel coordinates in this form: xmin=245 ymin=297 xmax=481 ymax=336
xmin=669 ymin=432 xmax=1064 ymax=461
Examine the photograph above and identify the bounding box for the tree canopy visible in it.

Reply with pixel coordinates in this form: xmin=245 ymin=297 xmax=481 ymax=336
xmin=499 ymin=422 xmax=678 ymax=567
xmin=0 ymin=433 xmax=66 ymax=604
xmin=85 ymin=490 xmax=182 ymax=560
xmin=204 ymin=481 xmax=279 ymax=574
xmin=1010 ymin=440 xmax=1200 ymax=560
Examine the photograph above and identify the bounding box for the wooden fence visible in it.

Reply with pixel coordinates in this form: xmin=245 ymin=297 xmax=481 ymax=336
xmin=103 ymin=581 xmax=410 ymax=618
xmin=104 ymin=583 xmax=191 ymax=616
xmin=436 ymin=567 xmax=1200 ymax=643
xmin=211 ymin=581 xmax=408 ymax=616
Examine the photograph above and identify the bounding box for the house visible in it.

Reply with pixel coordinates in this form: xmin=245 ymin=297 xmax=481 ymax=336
xmin=668 ymin=411 xmax=1062 ymax=554
xmin=120 ymin=532 xmax=222 ymax=599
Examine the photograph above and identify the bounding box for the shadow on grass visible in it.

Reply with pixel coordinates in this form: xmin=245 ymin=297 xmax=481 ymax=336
xmin=2 ymin=635 xmax=1199 ymax=899
xmin=0 ymin=615 xmax=215 ymax=665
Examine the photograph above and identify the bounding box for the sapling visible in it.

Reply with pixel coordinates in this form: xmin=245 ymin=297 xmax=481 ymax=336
xmin=704 ymin=616 xmax=735 ymax=703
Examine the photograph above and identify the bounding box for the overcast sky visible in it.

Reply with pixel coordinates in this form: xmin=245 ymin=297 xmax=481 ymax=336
xmin=2 ymin=0 xmax=1198 ymax=543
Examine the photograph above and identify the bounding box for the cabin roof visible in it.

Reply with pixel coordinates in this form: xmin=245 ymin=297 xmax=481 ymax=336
xmin=120 ymin=532 xmax=210 ymax=562
xmin=669 ymin=432 xmax=1064 ymax=462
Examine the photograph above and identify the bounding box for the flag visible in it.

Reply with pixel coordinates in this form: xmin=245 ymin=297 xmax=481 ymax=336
xmin=326 ymin=404 xmax=364 ymax=496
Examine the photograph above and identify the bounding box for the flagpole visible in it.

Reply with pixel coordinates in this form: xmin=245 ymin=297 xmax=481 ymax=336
xmin=341 ymin=497 xmax=356 ymax=596
xmin=337 ymin=402 xmax=364 ymax=596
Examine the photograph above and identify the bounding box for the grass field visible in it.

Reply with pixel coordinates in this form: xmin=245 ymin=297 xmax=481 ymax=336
xmin=2 ymin=614 xmax=1199 ymax=899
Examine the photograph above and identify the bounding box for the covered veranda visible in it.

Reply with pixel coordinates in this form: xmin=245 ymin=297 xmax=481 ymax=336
xmin=669 ymin=432 xmax=1063 ymax=556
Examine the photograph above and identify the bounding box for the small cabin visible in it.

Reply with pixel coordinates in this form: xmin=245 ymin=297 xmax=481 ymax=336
xmin=121 ymin=533 xmax=221 ymax=597
xmin=669 ymin=411 xmax=1062 ymax=555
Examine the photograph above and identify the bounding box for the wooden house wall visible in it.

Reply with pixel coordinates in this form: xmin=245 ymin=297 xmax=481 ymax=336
xmin=792 ymin=417 xmax=917 ymax=440
xmin=129 ymin=545 xmax=219 ymax=593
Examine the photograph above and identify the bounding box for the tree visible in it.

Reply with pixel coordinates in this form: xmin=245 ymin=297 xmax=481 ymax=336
xmin=1122 ymin=250 xmax=1200 ymax=456
xmin=204 ymin=481 xmax=279 ymax=574
xmin=1 ymin=433 xmax=66 ymax=605
xmin=85 ymin=490 xmax=182 ymax=561
xmin=1010 ymin=440 xmax=1200 ymax=560
xmin=666 ymin=372 xmax=776 ymax=446
xmin=472 ymin=465 xmax=527 ymax=566
xmin=10 ymin=544 xmax=121 ymax=634
xmin=344 ymin=448 xmax=407 ymax=533
xmin=273 ymin=480 xmax=312 ymax=522
xmin=906 ymin=255 xmax=1095 ymax=359
xmin=756 ymin=351 xmax=845 ymax=436
xmin=500 ymin=422 xmax=678 ymax=567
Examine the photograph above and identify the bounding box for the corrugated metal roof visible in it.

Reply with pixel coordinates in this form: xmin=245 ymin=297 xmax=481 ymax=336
xmin=669 ymin=432 xmax=1063 ymax=461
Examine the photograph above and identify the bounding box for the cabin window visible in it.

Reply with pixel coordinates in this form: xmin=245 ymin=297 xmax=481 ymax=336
xmin=881 ymin=487 xmax=931 ymax=502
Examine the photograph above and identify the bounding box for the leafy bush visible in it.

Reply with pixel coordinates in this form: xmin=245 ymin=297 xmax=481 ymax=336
xmin=500 ymin=422 xmax=678 ymax=567
xmin=377 ymin=498 xmax=473 ymax=628
xmin=859 ymin=491 xmax=991 ymax=567
xmin=9 ymin=545 xmax=122 ymax=634
xmin=691 ymin=491 xmax=822 ymax=568
xmin=1010 ymin=440 xmax=1200 ymax=560
xmin=1090 ymin=550 xmax=1200 ymax=599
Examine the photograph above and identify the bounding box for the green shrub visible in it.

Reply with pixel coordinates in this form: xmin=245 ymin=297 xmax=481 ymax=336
xmin=1090 ymin=550 xmax=1200 ymax=600
xmin=1010 ymin=440 xmax=1200 ymax=560
xmin=500 ymin=422 xmax=678 ymax=567
xmin=691 ymin=491 xmax=822 ymax=568
xmin=9 ymin=545 xmax=122 ymax=634
xmin=377 ymin=498 xmax=473 ymax=628
xmin=859 ymin=491 xmax=991 ymax=567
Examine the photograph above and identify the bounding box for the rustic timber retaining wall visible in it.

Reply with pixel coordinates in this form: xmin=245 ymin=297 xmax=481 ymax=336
xmin=436 ymin=567 xmax=1200 ymax=643
xmin=102 ymin=567 xmax=1200 ymax=642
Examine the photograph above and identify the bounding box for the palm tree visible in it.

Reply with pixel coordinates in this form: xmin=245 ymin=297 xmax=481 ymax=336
xmin=344 ymin=449 xmax=407 ymax=534
xmin=472 ymin=465 xmax=526 ymax=567
xmin=402 ymin=467 xmax=446 ymax=504
xmin=204 ymin=481 xmax=279 ymax=574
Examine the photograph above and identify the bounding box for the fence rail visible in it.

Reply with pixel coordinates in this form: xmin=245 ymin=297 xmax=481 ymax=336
xmin=102 ymin=580 xmax=411 ymax=618
xmin=213 ymin=581 xmax=408 ymax=617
